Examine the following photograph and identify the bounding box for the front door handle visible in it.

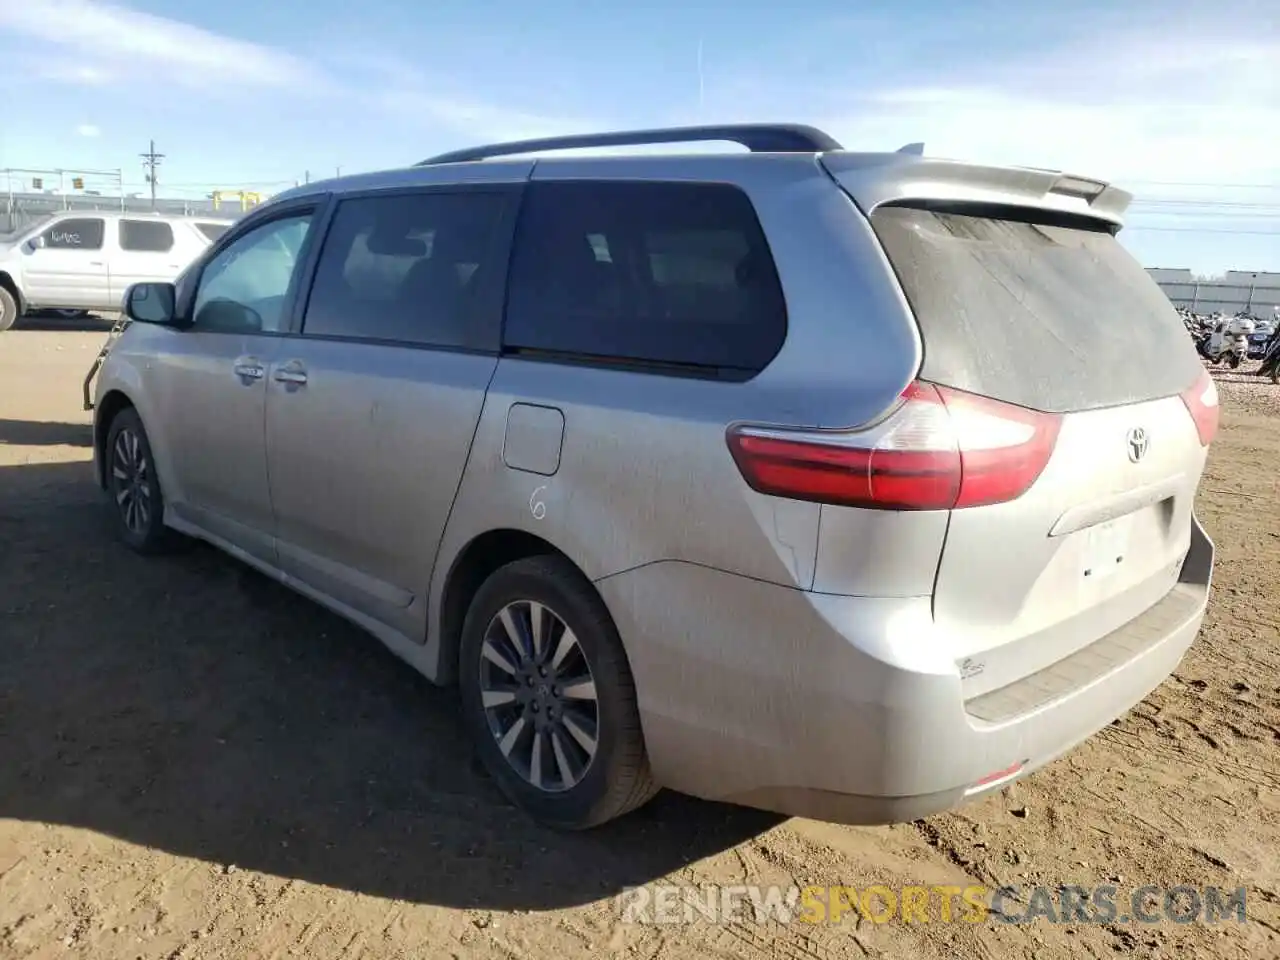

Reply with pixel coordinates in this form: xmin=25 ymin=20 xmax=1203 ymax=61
xmin=273 ymin=360 xmax=308 ymax=386
xmin=233 ymin=356 xmax=265 ymax=381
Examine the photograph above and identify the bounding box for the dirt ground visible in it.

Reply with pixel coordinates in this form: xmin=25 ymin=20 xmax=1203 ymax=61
xmin=1 ymin=320 xmax=1278 ymax=960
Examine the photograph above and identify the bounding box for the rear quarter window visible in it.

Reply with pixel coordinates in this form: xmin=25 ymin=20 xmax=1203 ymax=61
xmin=872 ymin=207 xmax=1204 ymax=413
xmin=504 ymin=181 xmax=787 ymax=377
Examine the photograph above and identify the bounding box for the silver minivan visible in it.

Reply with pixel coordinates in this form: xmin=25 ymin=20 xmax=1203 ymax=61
xmin=91 ymin=125 xmax=1217 ymax=830
xmin=0 ymin=211 xmax=232 ymax=330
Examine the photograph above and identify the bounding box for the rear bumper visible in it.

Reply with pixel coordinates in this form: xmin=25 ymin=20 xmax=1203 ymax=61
xmin=599 ymin=514 xmax=1213 ymax=824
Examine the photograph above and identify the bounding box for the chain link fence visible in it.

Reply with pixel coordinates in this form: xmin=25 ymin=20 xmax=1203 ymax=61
xmin=1 ymin=191 xmax=235 ymax=235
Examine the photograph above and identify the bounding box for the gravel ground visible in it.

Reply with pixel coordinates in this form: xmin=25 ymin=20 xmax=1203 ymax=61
xmin=1 ymin=328 xmax=1278 ymax=960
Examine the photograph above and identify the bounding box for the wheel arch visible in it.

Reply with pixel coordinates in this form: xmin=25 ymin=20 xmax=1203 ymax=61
xmin=0 ymin=271 xmax=24 ymax=314
xmin=435 ymin=528 xmax=608 ymax=685
xmin=93 ymin=389 xmax=137 ymax=488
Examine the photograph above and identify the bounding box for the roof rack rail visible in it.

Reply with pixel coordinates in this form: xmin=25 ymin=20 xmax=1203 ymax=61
xmin=416 ymin=123 xmax=845 ymax=166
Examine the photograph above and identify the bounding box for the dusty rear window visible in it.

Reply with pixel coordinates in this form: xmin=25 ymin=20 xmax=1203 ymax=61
xmin=871 ymin=206 xmax=1203 ymax=413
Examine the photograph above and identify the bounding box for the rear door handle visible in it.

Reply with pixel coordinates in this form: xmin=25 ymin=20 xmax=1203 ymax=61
xmin=273 ymin=360 xmax=308 ymax=386
xmin=233 ymin=356 xmax=265 ymax=381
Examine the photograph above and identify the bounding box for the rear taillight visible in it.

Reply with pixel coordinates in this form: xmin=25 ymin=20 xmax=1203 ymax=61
xmin=1179 ymin=369 xmax=1219 ymax=446
xmin=726 ymin=381 xmax=1061 ymax=511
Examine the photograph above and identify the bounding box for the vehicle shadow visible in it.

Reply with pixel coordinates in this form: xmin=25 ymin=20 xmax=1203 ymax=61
xmin=0 ymin=418 xmax=94 ymax=447
xmin=0 ymin=459 xmax=781 ymax=911
xmin=13 ymin=311 xmax=116 ymax=333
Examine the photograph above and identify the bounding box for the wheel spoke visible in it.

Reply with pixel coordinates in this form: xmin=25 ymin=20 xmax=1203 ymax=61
xmin=560 ymin=677 xmax=597 ymax=702
xmin=115 ymin=487 xmax=131 ymax=505
xmin=561 ymin=713 xmax=598 ymax=759
xmin=529 ymin=732 xmax=544 ymax=790
xmin=550 ymin=628 xmax=579 ymax=671
xmin=550 ymin=729 xmax=575 ymax=788
xmin=481 ymin=639 xmax=519 ymax=677
xmin=111 ymin=465 xmax=129 ymax=481
xmin=529 ymin=602 xmax=546 ymax=660
xmin=498 ymin=605 xmax=529 ymax=663
xmin=481 ymin=688 xmax=517 ymax=708
xmin=497 ymin=715 xmax=527 ymax=757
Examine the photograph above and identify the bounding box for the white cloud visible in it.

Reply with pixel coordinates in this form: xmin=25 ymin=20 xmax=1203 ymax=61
xmin=0 ymin=0 xmax=324 ymax=89
xmin=75 ymin=123 xmax=100 ymax=137
xmin=0 ymin=0 xmax=584 ymax=139
xmin=812 ymin=26 xmax=1280 ymax=191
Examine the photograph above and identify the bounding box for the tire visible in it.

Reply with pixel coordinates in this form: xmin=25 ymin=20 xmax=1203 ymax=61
xmin=459 ymin=555 xmax=658 ymax=830
xmin=1229 ymin=355 xmax=1242 ymax=369
xmin=104 ymin=407 xmax=177 ymax=554
xmin=0 ymin=285 xmax=17 ymax=332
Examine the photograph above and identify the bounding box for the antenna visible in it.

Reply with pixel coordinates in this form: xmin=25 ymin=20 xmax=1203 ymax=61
xmin=896 ymin=142 xmax=925 ymax=155
xmin=697 ymin=40 xmax=705 ymax=112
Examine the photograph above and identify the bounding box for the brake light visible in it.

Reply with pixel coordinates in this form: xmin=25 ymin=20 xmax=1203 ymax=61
xmin=1179 ymin=369 xmax=1218 ymax=446
xmin=726 ymin=381 xmax=1062 ymax=511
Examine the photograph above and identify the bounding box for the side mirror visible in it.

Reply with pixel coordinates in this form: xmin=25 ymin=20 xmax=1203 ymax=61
xmin=23 ymin=236 xmax=45 ymax=253
xmin=123 ymin=282 xmax=178 ymax=325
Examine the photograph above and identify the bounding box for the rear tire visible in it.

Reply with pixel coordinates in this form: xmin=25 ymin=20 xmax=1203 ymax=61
xmin=458 ymin=555 xmax=658 ymax=830
xmin=104 ymin=407 xmax=177 ymax=554
xmin=0 ymin=286 xmax=18 ymax=332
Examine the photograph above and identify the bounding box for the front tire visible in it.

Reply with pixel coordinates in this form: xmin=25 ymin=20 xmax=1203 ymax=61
xmin=104 ymin=408 xmax=176 ymax=554
xmin=0 ymin=286 xmax=18 ymax=332
xmin=459 ymin=555 xmax=658 ymax=830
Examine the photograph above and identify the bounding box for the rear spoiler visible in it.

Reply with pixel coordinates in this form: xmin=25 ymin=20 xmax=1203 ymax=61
xmin=820 ymin=153 xmax=1132 ymax=227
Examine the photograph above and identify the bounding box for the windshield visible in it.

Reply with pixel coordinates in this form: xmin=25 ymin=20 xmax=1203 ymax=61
xmin=0 ymin=215 xmax=53 ymax=242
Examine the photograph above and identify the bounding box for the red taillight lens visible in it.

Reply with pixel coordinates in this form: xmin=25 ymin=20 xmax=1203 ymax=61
xmin=726 ymin=381 xmax=1061 ymax=511
xmin=1179 ymin=369 xmax=1219 ymax=447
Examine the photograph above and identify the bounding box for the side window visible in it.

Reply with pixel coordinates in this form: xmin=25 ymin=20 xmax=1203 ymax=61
xmin=301 ymin=191 xmax=508 ymax=349
xmin=119 ymin=219 xmax=175 ymax=253
xmin=505 ymin=181 xmax=788 ymax=375
xmin=40 ymin=218 xmax=105 ymax=251
xmin=191 ymin=214 xmax=313 ymax=333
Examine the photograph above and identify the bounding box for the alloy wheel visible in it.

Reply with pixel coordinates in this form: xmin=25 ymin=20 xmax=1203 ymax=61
xmin=477 ymin=599 xmax=600 ymax=793
xmin=111 ymin=427 xmax=152 ymax=535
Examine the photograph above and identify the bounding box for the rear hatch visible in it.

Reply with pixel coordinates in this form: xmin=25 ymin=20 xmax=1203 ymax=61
xmin=827 ymin=161 xmax=1212 ymax=698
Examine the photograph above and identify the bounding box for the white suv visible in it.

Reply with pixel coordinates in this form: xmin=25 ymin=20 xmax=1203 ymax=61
xmin=0 ymin=212 xmax=233 ymax=330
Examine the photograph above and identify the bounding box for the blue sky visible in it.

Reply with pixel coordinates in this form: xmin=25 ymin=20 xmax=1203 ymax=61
xmin=0 ymin=0 xmax=1276 ymax=275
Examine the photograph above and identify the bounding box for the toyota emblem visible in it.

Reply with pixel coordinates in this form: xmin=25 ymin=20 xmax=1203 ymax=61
xmin=1126 ymin=426 xmax=1149 ymax=463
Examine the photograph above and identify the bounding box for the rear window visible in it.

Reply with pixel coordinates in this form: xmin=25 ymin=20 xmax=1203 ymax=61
xmin=119 ymin=219 xmax=174 ymax=253
xmin=505 ymin=181 xmax=787 ymax=377
xmin=871 ymin=207 xmax=1204 ymax=413
xmin=197 ymin=222 xmax=230 ymax=242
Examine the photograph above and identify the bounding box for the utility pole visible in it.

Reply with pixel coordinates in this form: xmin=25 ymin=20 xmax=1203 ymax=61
xmin=140 ymin=139 xmax=164 ymax=209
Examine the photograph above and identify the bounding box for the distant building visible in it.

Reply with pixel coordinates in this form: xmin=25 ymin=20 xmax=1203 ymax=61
xmin=1224 ymin=271 xmax=1280 ymax=285
xmin=1146 ymin=267 xmax=1196 ymax=283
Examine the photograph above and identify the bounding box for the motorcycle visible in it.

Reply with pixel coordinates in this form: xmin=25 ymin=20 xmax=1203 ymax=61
xmin=1258 ymin=335 xmax=1280 ymax=384
xmin=1197 ymin=316 xmax=1254 ymax=369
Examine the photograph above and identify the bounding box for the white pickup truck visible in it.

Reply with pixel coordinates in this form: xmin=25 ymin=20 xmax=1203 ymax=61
xmin=0 ymin=211 xmax=234 ymax=331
